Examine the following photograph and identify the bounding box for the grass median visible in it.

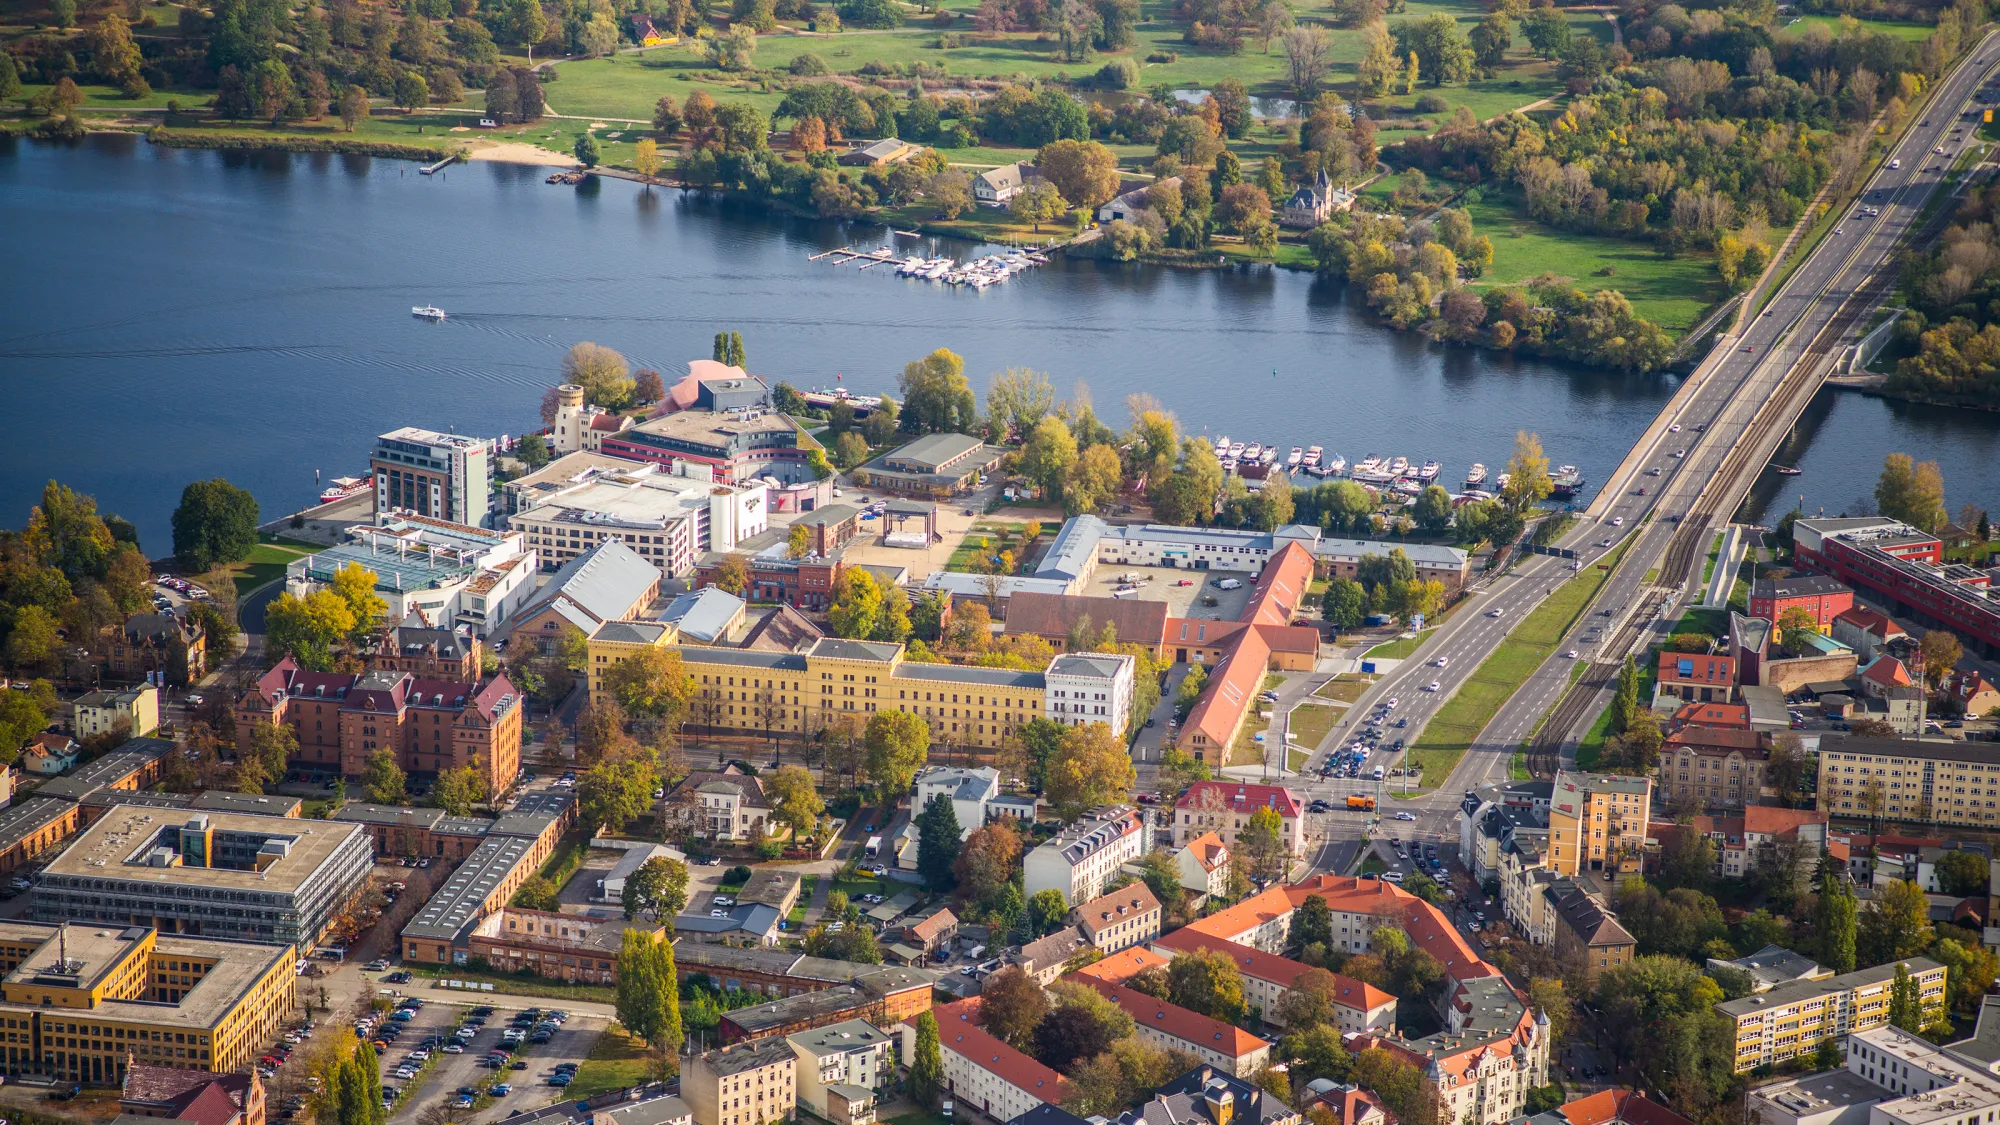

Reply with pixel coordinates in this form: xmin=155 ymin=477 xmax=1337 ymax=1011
xmin=1404 ymin=539 xmax=1634 ymax=789
xmin=1366 ymin=629 xmax=1436 ymax=661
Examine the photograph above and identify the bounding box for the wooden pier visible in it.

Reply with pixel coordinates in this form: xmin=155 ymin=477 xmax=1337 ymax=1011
xmin=419 ymin=154 xmax=459 ymax=176
xmin=807 ymin=246 xmax=901 ymax=267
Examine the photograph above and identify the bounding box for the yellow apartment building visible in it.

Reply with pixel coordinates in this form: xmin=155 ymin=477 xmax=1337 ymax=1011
xmin=0 ymin=921 xmax=296 ymax=1085
xmin=587 ymin=635 xmax=1128 ymax=750
xmin=1717 ymin=957 xmax=1947 ymax=1072
xmin=1547 ymin=771 xmax=1653 ymax=876
xmin=1816 ymin=735 xmax=2000 ymax=827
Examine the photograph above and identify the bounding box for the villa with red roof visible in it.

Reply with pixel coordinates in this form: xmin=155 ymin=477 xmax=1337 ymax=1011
xmin=121 ymin=1063 xmax=264 ymax=1125
xmin=1173 ymin=831 xmax=1232 ymax=905
xmin=1172 ymin=782 xmax=1306 ymax=857
xmin=926 ymin=999 xmax=1072 ymax=1122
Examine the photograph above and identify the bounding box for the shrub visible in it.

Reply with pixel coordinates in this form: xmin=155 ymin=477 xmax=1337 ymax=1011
xmin=1146 ymin=49 xmax=1178 ymax=62
xmin=756 ymin=839 xmax=784 ymax=860
xmin=789 ymin=52 xmax=830 ymax=75
xmin=1096 ymin=58 xmax=1139 ymax=88
xmin=1413 ymin=91 xmax=1449 ymax=113
xmin=726 ymin=864 xmax=754 ymax=883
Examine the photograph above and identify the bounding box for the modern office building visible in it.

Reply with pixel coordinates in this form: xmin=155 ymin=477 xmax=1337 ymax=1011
xmin=371 ymin=427 xmax=493 ymax=527
xmin=283 ymin=513 xmax=536 ymax=634
xmin=30 ymin=807 xmax=373 ymax=951
xmin=508 ymin=462 xmax=768 ymax=578
xmin=0 ymin=920 xmax=296 ymax=1085
xmin=1793 ymin=517 xmax=2000 ymax=655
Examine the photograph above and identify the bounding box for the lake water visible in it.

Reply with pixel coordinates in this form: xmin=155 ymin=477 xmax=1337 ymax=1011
xmin=0 ymin=133 xmax=1993 ymax=552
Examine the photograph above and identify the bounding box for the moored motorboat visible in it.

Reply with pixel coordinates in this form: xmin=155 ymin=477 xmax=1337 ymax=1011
xmin=1287 ymin=447 xmax=1304 ymax=468
xmin=1465 ymin=463 xmax=1488 ymax=486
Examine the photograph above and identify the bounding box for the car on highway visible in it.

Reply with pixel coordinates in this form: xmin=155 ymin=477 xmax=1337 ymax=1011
xmin=1599 ymin=538 xmax=1613 ymax=547
xmin=1423 ymin=681 xmax=1441 ymax=692
xmin=1486 ymin=608 xmax=1503 ymax=617
xmin=1669 ymin=423 xmax=1681 ymax=432
xmin=1836 ymin=227 xmax=1844 ymax=234
xmin=1395 ymin=812 xmax=1417 ymax=821
xmin=1936 ymin=145 xmax=1946 ymax=154
xmin=1891 ymin=158 xmax=1901 ymax=168
xmin=1672 ymin=448 xmax=1686 ymax=457
xmin=1432 ymin=656 xmax=1449 ymax=667
xmin=1645 ymin=467 xmax=1661 ymax=476
xmin=1635 ymin=486 xmax=1647 ymax=495
xmin=1611 ymin=517 xmax=1624 ymax=526
xmin=1564 ymin=650 xmax=1580 ymax=659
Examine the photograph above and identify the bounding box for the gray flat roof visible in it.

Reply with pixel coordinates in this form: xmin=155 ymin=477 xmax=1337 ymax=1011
xmin=401 ymin=834 xmax=538 ymax=942
xmin=1718 ymin=957 xmax=1943 ymax=1016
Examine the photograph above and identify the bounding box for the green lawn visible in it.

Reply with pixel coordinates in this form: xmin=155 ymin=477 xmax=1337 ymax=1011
xmin=565 ymin=1025 xmax=651 ymax=1100
xmin=1462 ymin=191 xmax=1727 ymax=332
xmin=1404 ymin=538 xmax=1633 ymax=789
xmin=1315 ymin=674 xmax=1372 ymax=703
xmin=1779 ymin=14 xmax=1935 ymax=41
xmin=1365 ymin=629 xmax=1436 ymax=661
xmin=219 ymin=537 xmax=319 ymax=598
xmin=1287 ymin=701 xmax=1342 ymax=751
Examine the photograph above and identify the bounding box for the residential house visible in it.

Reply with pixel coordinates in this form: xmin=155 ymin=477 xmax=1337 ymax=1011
xmin=21 ymin=733 xmax=78 ymax=776
xmin=900 ymin=908 xmax=959 ymax=959
xmin=1107 ymin=1066 xmax=1302 ymax=1125
xmin=682 ymin=1038 xmax=796 ymax=1125
xmin=105 ymin=612 xmax=206 ymax=686
xmin=1545 ymin=883 xmax=1636 ymax=985
xmin=924 ymin=998 xmax=1072 ymax=1122
xmin=973 ymin=163 xmax=1038 ymax=205
xmin=838 ymin=138 xmax=917 ymax=166
xmin=668 ymin=767 xmax=773 ymax=843
xmin=1833 ymin=607 xmax=1909 ymax=663
xmin=1658 ymin=727 xmax=1768 ymax=809
xmin=1949 ymin=670 xmax=2000 ymax=718
xmin=1076 ymin=979 xmax=1273 ymax=1076
xmin=787 ymin=1020 xmax=891 ymax=1125
xmin=121 ymin=1063 xmax=265 ymax=1125
xmin=1016 ymin=927 xmax=1088 ymax=985
xmin=1298 ymin=1084 xmax=1390 ymax=1125
xmin=1280 ymin=170 xmax=1355 ymax=228
xmin=1171 ymin=782 xmax=1306 ymax=858
xmin=73 ymin=685 xmax=158 ymax=740
xmin=1024 ymin=805 xmax=1148 ymax=906
xmin=1098 ymin=178 xmax=1175 ymax=224
xmin=1532 ymin=1091 xmax=1696 ymax=1125
xmin=1654 ymin=652 xmax=1737 ymax=709
xmin=1547 ymin=771 xmax=1651 ymax=876
xmin=1173 ymin=832 xmax=1231 ymax=905
xmin=1074 ymin=883 xmax=1161 ymax=954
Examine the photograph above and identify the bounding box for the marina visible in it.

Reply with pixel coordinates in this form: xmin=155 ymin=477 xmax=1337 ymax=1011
xmin=1203 ymin=438 xmax=1588 ymax=507
xmin=811 ymin=245 xmax=1051 ymax=288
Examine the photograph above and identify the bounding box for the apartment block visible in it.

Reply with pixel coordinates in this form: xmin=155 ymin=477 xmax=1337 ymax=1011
xmin=1073 ymin=883 xmax=1161 ymax=954
xmin=1718 ymin=958 xmax=1946 ymax=1071
xmin=1023 ymin=806 xmax=1148 ymax=906
xmin=787 ymin=1020 xmax=890 ymax=1125
xmin=683 ymin=1038 xmax=796 ymax=1125
xmin=1816 ymin=735 xmax=2000 ymax=828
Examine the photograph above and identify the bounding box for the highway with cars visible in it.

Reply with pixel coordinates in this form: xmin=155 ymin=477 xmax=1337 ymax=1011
xmin=1293 ymin=30 xmax=2000 ymax=868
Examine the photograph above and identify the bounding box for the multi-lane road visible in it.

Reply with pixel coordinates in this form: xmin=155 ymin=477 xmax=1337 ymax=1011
xmin=1293 ymin=33 xmax=2000 ymax=860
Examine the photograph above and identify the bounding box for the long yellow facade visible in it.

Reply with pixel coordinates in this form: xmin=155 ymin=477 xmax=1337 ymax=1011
xmin=586 ymin=633 xmax=1054 ymax=749
xmin=0 ymin=922 xmax=295 ymax=1086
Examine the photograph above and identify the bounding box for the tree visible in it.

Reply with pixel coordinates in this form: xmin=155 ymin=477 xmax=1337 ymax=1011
xmin=986 ymin=368 xmax=1057 ymax=438
xmin=1321 ymin=577 xmax=1366 ymax=630
xmin=616 ymin=929 xmax=669 ymax=1043
xmin=711 ymin=554 xmax=750 ymax=596
xmin=1021 ymin=415 xmax=1080 ymax=504
xmin=622 ymin=855 xmax=690 ymax=920
xmin=264 ymin=589 xmax=356 ymax=671
xmin=898 ymin=349 xmax=979 ymax=435
xmin=561 ymin=342 xmax=635 ymax=410
xmin=633 ymin=138 xmax=662 ymax=182
xmin=1920 ymin=630 xmax=1963 ymax=690
xmin=392 ymin=70 xmax=429 ymax=113
xmin=1501 ymin=430 xmax=1551 ymax=512
xmin=578 ymin=755 xmax=658 ymax=835
xmin=1777 ymin=606 xmax=1822 ymax=651
xmin=1037 ymin=139 xmax=1121 ymax=210
xmin=1239 ymin=806 xmax=1290 ymax=882
xmin=1066 ymin=444 xmax=1123 ymax=517
xmin=955 ymin=821 xmax=1023 ymax=906
xmin=1470 ymin=12 xmax=1510 ymax=70
xmin=1411 ymin=485 xmax=1453 ymax=534
xmin=1281 ymin=26 xmax=1334 ymax=99
xmin=980 ymin=965 xmax=1049 ymax=1048
xmin=337 ymin=85 xmax=368 ymax=129
xmin=829 ymin=567 xmax=884 ymax=639
xmin=864 ymin=710 xmax=929 ymax=794
xmin=1861 ymin=879 xmax=1933 ymax=967
xmin=1045 ymin=722 xmax=1134 ymax=821
xmin=1889 ymin=962 xmax=1924 ymax=1031
xmin=916 ymin=794 xmax=962 ymax=894
xmin=171 ymin=478 xmax=259 ymax=572
xmin=1036 ymin=982 xmax=1135 ymax=1070
xmin=1936 ymin=849 xmax=1989 ymax=897
xmin=1395 ymin=14 xmax=1474 ymax=86
xmin=516 ymin=433 xmax=551 ymax=469
xmin=574 ymin=132 xmax=601 ymax=167
xmin=653 ymin=94 xmax=682 ymax=137
xmin=363 ymin=748 xmax=406 ymax=805
xmin=908 ymin=1010 xmax=945 ymax=1106
xmin=1292 ymin=894 xmax=1333 ymax=953
xmin=1027 ymin=888 xmax=1070 ymax=935
xmin=433 ymin=766 xmax=483 ymax=816
xmin=1011 ymin=181 xmax=1068 ymax=230
xmin=1167 ymin=947 xmax=1247 ymax=1022
xmin=1876 ymin=454 xmax=1948 ymax=533
xmin=603 ymin=647 xmax=697 ymax=732
xmin=328 ymin=561 xmax=388 ymax=642
xmin=1522 ymin=6 xmax=1570 ymax=58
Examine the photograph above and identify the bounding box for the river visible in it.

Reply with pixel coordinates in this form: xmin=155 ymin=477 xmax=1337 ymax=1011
xmin=0 ymin=133 xmax=1993 ymax=552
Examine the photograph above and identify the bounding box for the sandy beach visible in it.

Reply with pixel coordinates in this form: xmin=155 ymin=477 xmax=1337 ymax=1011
xmin=463 ymin=140 xmax=578 ymax=167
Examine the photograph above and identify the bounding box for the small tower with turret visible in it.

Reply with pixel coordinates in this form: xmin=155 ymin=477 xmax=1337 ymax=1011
xmin=551 ymin=384 xmax=587 ymax=455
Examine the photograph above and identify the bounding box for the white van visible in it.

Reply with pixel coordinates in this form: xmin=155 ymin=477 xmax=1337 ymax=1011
xmin=1214 ymin=578 xmax=1243 ymax=590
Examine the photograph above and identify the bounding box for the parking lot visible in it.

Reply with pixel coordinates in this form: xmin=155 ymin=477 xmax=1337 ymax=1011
xmin=1074 ymin=565 xmax=1258 ymax=622
xmin=365 ymin=993 xmax=607 ymax=1125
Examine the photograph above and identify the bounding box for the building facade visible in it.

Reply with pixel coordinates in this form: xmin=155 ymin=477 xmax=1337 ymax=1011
xmin=1659 ymin=728 xmax=1768 ymax=809
xmin=1044 ymin=653 xmax=1136 ymax=736
xmin=683 ymin=1038 xmax=796 ymax=1125
xmin=1815 ymin=735 xmax=2000 ymax=828
xmin=1171 ymin=782 xmax=1306 ymax=858
xmin=508 ymin=462 xmax=768 ymax=578
xmin=371 ymin=427 xmax=493 ymax=527
xmin=1548 ymin=772 xmax=1651 ymax=876
xmin=1023 ymin=806 xmax=1148 ymax=906
xmin=1750 ymin=575 xmax=1855 ymax=631
xmin=1073 ymin=884 xmax=1161 ymax=954
xmin=1718 ymin=958 xmax=1946 ymax=1071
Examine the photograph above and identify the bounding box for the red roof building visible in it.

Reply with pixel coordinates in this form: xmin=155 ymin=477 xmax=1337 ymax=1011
xmin=1669 ymin=701 xmax=1751 ymax=731
xmin=1556 ymin=1090 xmax=1695 ymax=1125
xmin=1151 ymin=928 xmax=1396 ymax=1034
xmin=933 ymin=998 xmax=1072 ymax=1121
xmin=1171 ymin=782 xmax=1306 ymax=858
xmin=1077 ymin=978 xmax=1273 ymax=1075
xmin=1175 ymin=542 xmax=1322 ymax=761
xmin=122 ymin=1064 xmax=265 ymax=1125
xmin=1655 ymin=651 xmax=1737 ymax=706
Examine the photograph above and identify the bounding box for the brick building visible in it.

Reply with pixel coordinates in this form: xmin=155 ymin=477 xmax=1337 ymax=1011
xmin=1749 ymin=575 xmax=1856 ymax=631
xmin=105 ymin=613 xmax=206 ymax=686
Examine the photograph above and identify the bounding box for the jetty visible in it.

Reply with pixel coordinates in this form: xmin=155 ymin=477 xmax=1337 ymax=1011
xmin=419 ymin=154 xmax=459 ymax=176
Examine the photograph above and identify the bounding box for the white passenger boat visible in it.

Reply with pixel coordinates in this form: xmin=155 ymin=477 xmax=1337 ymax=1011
xmin=1417 ymin=460 xmax=1441 ymax=481
xmin=1243 ymin=442 xmax=1263 ymax=461
xmin=1325 ymin=453 xmax=1346 ymax=475
xmin=1286 ymin=447 xmax=1304 ymax=468
xmin=1228 ymin=442 xmax=1245 ymax=460
xmin=1303 ymin=446 xmax=1321 ymax=468
xmin=1465 ymin=463 xmax=1488 ymax=486
xmin=411 ymin=305 xmax=446 ymax=320
xmin=1387 ymin=456 xmax=1410 ymax=476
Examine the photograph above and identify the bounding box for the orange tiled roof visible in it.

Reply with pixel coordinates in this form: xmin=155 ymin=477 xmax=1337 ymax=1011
xmin=1153 ymin=928 xmax=1394 ymax=1011
xmin=1076 ymin=977 xmax=1271 ymax=1058
xmin=1742 ymin=806 xmax=1827 ymax=838
xmin=1071 ymin=945 xmax=1170 ymax=985
xmin=1185 ymin=831 xmax=1229 ymax=874
xmin=1178 ymin=884 xmax=1296 ymax=941
xmin=1861 ymin=656 xmax=1913 ymax=687
xmin=934 ymin=999 xmax=1073 ymax=1102
xmin=1559 ymin=1090 xmax=1697 ymax=1125
xmin=1287 ymin=875 xmax=1496 ymax=984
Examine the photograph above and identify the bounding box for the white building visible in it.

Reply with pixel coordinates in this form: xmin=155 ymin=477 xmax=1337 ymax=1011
xmin=286 ymin=512 xmax=537 ymax=636
xmin=1173 ymin=831 xmax=1232 ymax=905
xmin=1033 ymin=516 xmax=1470 ymax=590
xmin=921 ymin=1000 xmax=1072 ymax=1122
xmin=549 ymin=383 xmax=633 ymax=455
xmin=509 ymin=461 xmax=767 ymax=578
xmin=1044 ymin=652 xmax=1137 ymax=737
xmin=787 ymin=1020 xmax=892 ymax=1125
xmin=1751 ymin=1022 xmax=2000 ymax=1125
xmin=1024 ymin=805 xmax=1148 ymax=906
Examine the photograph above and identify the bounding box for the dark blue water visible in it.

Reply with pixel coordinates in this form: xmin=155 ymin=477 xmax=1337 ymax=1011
xmin=2 ymin=133 xmax=1988 ymax=552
